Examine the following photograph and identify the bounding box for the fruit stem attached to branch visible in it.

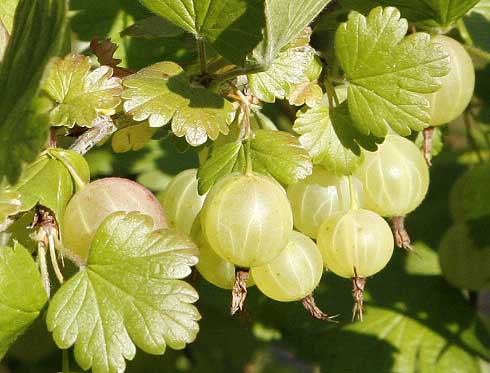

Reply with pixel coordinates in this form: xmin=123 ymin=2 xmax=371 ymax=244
xmin=347 ymin=175 xmax=358 ymax=210
xmin=230 ymin=269 xmax=250 ymax=315
xmin=301 ymin=294 xmax=338 ymax=322
xmin=235 ymin=90 xmax=254 ymax=175
xmin=391 ymin=215 xmax=412 ymax=251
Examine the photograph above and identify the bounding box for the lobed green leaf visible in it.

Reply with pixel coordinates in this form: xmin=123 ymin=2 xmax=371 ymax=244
xmin=335 ymin=6 xmax=450 ymax=137
xmin=248 ymin=46 xmax=318 ymax=103
xmin=42 ymin=53 xmax=123 ymax=128
xmin=138 ymin=0 xmax=264 ymax=65
xmin=463 ymin=7 xmax=490 ymax=67
xmin=122 ymin=61 xmax=236 ymax=146
xmin=47 ymin=212 xmax=200 ymax=373
xmin=293 ymin=95 xmax=381 ymax=175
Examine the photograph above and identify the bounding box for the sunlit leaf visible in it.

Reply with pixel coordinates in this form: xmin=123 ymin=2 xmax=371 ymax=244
xmin=253 ymin=0 xmax=331 ymax=65
xmin=122 ymin=61 xmax=235 ymax=146
xmin=42 ymin=53 xmax=123 ymax=128
xmin=47 ymin=212 xmax=200 ymax=373
xmin=335 ymin=6 xmax=450 ymax=137
xmin=248 ymin=46 xmax=317 ymax=103
xmin=138 ymin=0 xmax=264 ymax=65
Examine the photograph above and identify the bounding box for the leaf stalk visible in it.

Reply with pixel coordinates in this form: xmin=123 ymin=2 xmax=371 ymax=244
xmin=196 ymin=35 xmax=208 ymax=75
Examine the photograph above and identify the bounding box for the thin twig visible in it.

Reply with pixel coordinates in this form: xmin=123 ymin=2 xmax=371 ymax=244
xmin=69 ymin=115 xmax=117 ymax=155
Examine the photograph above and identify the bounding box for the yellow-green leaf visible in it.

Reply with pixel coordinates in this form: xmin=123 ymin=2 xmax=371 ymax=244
xmin=47 ymin=212 xmax=200 ymax=373
xmin=43 ymin=53 xmax=123 ymax=128
xmin=335 ymin=7 xmax=450 ymax=137
xmin=122 ymin=61 xmax=235 ymax=146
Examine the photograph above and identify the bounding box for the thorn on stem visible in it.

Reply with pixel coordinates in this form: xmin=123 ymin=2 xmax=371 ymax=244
xmin=423 ymin=127 xmax=434 ymax=166
xmin=391 ymin=215 xmax=412 ymax=251
xmin=352 ymin=270 xmax=366 ymax=322
xmin=230 ymin=270 xmax=249 ymax=315
xmin=301 ymin=294 xmax=338 ymax=322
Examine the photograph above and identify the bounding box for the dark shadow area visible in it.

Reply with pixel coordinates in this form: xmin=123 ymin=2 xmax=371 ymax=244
xmin=192 ymin=276 xmax=396 ymax=373
xmin=71 ymin=0 xmax=196 ymax=70
xmin=331 ymin=101 xmax=385 ymax=155
xmin=367 ymin=251 xmax=490 ymax=360
xmin=464 ymin=13 xmax=490 ymax=57
xmin=407 ymin=156 xmax=464 ymax=249
xmin=71 ymin=0 xmax=149 ymax=42
xmin=474 ymin=66 xmax=490 ymax=124
xmin=208 ymin=0 xmax=265 ymax=66
xmin=112 ymin=138 xmax=198 ymax=181
xmin=167 ymin=72 xmax=226 ymax=109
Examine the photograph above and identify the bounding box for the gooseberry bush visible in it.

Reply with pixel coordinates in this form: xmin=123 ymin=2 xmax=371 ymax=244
xmin=0 ymin=0 xmax=490 ymax=372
